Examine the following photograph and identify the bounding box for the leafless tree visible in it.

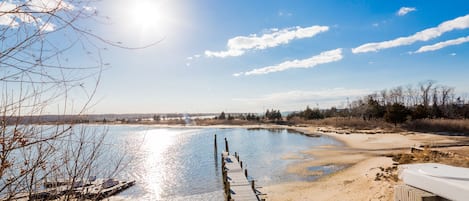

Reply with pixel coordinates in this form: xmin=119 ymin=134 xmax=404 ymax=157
xmin=1 ymin=1 xmax=134 ymax=200
xmin=419 ymin=80 xmax=435 ymax=108
xmin=380 ymin=89 xmax=388 ymax=106
xmin=404 ymin=84 xmax=417 ymax=107
xmin=440 ymin=86 xmax=454 ymax=107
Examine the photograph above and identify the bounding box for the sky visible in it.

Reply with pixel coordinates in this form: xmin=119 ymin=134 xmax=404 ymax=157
xmin=3 ymin=0 xmax=469 ymax=114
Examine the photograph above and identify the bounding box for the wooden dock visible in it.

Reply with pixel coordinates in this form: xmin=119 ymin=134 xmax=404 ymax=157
xmin=3 ymin=178 xmax=135 ymax=201
xmin=219 ymin=136 xmax=266 ymax=201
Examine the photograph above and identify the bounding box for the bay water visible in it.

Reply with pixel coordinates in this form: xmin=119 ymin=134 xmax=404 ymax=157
xmin=80 ymin=125 xmax=341 ymax=200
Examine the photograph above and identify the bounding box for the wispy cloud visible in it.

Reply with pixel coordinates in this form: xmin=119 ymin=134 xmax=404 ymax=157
xmin=397 ymin=7 xmax=416 ymax=16
xmin=205 ymin=25 xmax=329 ymax=58
xmin=278 ymin=11 xmax=292 ymax=17
xmin=352 ymin=13 xmax=469 ymax=54
xmin=233 ymin=88 xmax=371 ymax=109
xmin=27 ymin=0 xmax=74 ymax=12
xmin=414 ymin=36 xmax=469 ymax=53
xmin=205 ymin=49 xmax=244 ymax=58
xmin=234 ymin=48 xmax=343 ymax=76
xmin=83 ymin=6 xmax=96 ymax=12
xmin=40 ymin=22 xmax=56 ymax=32
xmin=0 ymin=2 xmax=21 ymax=27
xmin=0 ymin=0 xmax=74 ymax=31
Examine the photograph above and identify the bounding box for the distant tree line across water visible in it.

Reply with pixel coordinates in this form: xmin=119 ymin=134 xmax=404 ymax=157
xmin=338 ymin=80 xmax=469 ymax=125
xmin=215 ymin=80 xmax=469 ymax=126
xmin=8 ymin=81 xmax=469 ymax=128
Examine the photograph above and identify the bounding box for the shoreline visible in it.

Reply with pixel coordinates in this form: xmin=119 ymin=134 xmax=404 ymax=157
xmin=63 ymin=123 xmax=468 ymax=200
xmin=265 ymin=126 xmax=468 ymax=201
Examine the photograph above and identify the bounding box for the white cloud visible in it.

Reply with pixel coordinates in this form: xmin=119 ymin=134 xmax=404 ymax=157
xmin=397 ymin=7 xmax=416 ymax=16
xmin=205 ymin=25 xmax=329 ymax=58
xmin=235 ymin=48 xmax=342 ymax=76
xmin=278 ymin=11 xmax=292 ymax=17
xmin=352 ymin=14 xmax=469 ymax=54
xmin=233 ymin=88 xmax=371 ymax=109
xmin=40 ymin=22 xmax=55 ymax=32
xmin=186 ymin=54 xmax=201 ymax=61
xmin=0 ymin=1 xmax=75 ymax=31
xmin=414 ymin=36 xmax=469 ymax=53
xmin=0 ymin=15 xmax=19 ymax=27
xmin=0 ymin=2 xmax=20 ymax=27
xmin=0 ymin=2 xmax=17 ymax=12
xmin=83 ymin=6 xmax=96 ymax=12
xmin=450 ymin=53 xmax=457 ymax=56
xmin=27 ymin=0 xmax=74 ymax=12
xmin=185 ymin=54 xmax=202 ymax=66
xmin=205 ymin=49 xmax=244 ymax=58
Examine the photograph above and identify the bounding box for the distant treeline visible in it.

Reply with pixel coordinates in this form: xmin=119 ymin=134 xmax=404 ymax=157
xmin=4 ymin=113 xmax=218 ymax=125
xmin=340 ymin=81 xmax=469 ymax=123
xmin=288 ymin=81 xmax=469 ymax=125
xmin=216 ymin=81 xmax=469 ymax=127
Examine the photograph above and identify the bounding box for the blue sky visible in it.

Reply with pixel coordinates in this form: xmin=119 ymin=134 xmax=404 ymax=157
xmin=90 ymin=0 xmax=469 ymax=114
xmin=5 ymin=0 xmax=469 ymax=114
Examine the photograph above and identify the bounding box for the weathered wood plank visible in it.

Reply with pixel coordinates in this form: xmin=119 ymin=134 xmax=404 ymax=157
xmin=222 ymin=151 xmax=261 ymax=201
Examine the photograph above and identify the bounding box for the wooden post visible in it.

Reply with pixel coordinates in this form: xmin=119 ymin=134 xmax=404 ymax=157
xmin=224 ymin=137 xmax=229 ymax=153
xmin=244 ymin=169 xmax=248 ymax=177
xmin=214 ymin=134 xmax=217 ymax=149
xmin=240 ymin=161 xmax=243 ymax=168
xmin=221 ymin=153 xmax=225 ymax=174
xmin=222 ymin=168 xmax=227 ymax=182
xmin=226 ymin=180 xmax=231 ymax=198
xmin=251 ymin=180 xmax=255 ymax=191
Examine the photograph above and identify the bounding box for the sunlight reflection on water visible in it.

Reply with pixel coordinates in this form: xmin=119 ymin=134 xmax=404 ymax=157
xmin=100 ymin=126 xmax=341 ymax=200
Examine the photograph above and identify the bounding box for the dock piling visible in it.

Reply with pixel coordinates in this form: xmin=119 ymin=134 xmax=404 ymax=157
xmin=224 ymin=137 xmax=229 ymax=153
xmin=214 ymin=134 xmax=217 ymax=149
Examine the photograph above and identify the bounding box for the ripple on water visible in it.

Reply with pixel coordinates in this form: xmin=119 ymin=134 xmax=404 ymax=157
xmin=95 ymin=126 xmax=341 ymax=200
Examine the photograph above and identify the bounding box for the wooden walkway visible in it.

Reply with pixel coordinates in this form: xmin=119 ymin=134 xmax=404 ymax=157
xmin=219 ymin=136 xmax=265 ymax=201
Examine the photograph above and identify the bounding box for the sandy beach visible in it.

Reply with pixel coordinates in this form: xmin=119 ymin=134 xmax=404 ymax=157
xmin=265 ymin=126 xmax=469 ymax=201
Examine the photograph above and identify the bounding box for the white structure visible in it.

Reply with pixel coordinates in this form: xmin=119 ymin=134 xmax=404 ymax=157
xmin=400 ymin=163 xmax=469 ymax=201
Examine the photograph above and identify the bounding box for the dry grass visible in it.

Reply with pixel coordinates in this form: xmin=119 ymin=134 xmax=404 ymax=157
xmin=392 ymin=146 xmax=469 ymax=168
xmin=297 ymin=118 xmax=469 ymax=135
xmin=307 ymin=117 xmax=396 ymax=130
xmin=193 ymin=119 xmax=261 ymax=126
xmin=404 ymin=119 xmax=469 ymax=135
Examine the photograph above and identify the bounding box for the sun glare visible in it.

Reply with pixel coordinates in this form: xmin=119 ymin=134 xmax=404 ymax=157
xmin=129 ymin=0 xmax=167 ymax=30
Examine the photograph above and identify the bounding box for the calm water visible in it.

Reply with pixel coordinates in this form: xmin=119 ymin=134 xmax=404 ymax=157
xmin=82 ymin=125 xmax=341 ymax=200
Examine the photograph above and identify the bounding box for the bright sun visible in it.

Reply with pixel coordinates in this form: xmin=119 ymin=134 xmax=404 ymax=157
xmin=130 ymin=0 xmax=167 ymax=29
